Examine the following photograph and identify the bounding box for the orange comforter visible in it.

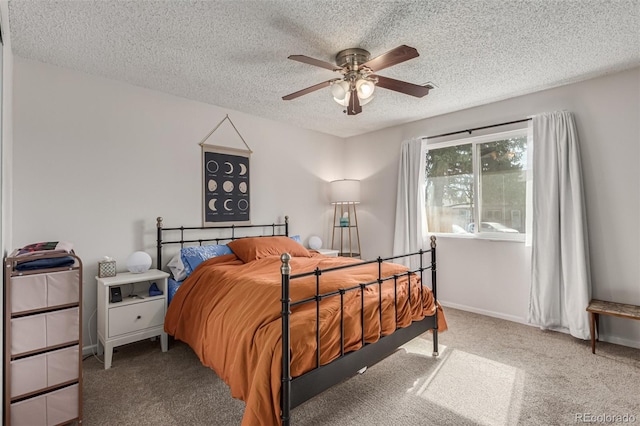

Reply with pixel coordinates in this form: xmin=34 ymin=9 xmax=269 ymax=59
xmin=165 ymin=252 xmax=446 ymax=425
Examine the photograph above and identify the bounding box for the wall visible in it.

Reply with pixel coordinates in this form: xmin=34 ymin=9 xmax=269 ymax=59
xmin=11 ymin=57 xmax=344 ymax=351
xmin=346 ymin=67 xmax=640 ymax=348
xmin=9 ymin=56 xmax=640 ymax=352
xmin=0 ymin=1 xmax=12 ymax=420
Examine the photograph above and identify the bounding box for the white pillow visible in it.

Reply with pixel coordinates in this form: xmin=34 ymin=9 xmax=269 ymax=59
xmin=167 ymin=253 xmax=187 ymax=281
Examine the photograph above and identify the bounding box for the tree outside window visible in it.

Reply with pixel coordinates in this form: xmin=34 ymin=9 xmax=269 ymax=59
xmin=426 ymin=130 xmax=528 ymax=237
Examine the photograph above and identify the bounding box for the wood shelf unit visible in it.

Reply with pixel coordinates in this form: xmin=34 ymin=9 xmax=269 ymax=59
xmin=331 ymin=202 xmax=361 ymax=258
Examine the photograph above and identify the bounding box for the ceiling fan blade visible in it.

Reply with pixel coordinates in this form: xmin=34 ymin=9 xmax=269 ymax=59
xmin=282 ymin=79 xmax=339 ymax=101
xmin=347 ymin=90 xmax=362 ymax=115
xmin=361 ymin=45 xmax=419 ymax=72
xmin=288 ymin=55 xmax=342 ymax=72
xmin=374 ymin=75 xmax=431 ymax=98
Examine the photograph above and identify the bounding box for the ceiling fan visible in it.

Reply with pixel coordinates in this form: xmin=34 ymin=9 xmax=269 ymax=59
xmin=282 ymin=45 xmax=432 ymax=115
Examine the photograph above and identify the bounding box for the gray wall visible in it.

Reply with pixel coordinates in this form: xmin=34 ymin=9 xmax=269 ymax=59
xmin=11 ymin=57 xmax=344 ymax=351
xmin=346 ymin=67 xmax=640 ymax=348
xmin=8 ymin=57 xmax=640 ymax=350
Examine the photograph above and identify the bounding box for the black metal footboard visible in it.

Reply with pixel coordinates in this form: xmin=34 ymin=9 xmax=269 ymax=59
xmin=280 ymin=236 xmax=438 ymax=425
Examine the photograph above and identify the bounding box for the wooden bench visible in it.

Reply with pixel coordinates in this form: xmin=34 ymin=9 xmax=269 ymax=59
xmin=586 ymin=299 xmax=640 ymax=354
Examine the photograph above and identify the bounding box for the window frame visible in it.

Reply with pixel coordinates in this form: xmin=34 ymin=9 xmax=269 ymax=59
xmin=425 ymin=127 xmax=531 ymax=242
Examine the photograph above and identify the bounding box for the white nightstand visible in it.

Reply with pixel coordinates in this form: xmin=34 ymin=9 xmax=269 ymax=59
xmin=96 ymin=269 xmax=169 ymax=369
xmin=316 ymin=248 xmax=339 ymax=257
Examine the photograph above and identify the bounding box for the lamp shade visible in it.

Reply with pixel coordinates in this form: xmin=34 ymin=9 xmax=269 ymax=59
xmin=331 ymin=80 xmax=350 ymax=101
xmin=333 ymin=91 xmax=351 ymax=107
xmin=330 ymin=179 xmax=361 ymax=204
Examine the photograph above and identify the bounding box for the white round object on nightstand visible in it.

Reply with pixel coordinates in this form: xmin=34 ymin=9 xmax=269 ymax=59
xmin=126 ymin=251 xmax=152 ymax=273
xmin=308 ymin=236 xmax=322 ymax=250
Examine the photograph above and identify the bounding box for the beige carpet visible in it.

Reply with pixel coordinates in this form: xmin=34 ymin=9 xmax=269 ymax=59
xmin=82 ymin=308 xmax=640 ymax=425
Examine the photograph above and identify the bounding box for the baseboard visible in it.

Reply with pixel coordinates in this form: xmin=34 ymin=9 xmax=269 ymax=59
xmin=439 ymin=300 xmax=530 ymax=325
xmin=440 ymin=300 xmax=640 ymax=349
xmin=83 ymin=344 xmax=98 ymax=357
xmin=600 ymin=335 xmax=640 ymax=350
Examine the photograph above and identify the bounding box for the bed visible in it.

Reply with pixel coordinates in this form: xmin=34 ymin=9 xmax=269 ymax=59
xmin=157 ymin=217 xmax=446 ymax=425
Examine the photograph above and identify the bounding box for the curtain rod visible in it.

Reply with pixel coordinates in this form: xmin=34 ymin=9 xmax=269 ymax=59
xmin=424 ymin=118 xmax=532 ymax=140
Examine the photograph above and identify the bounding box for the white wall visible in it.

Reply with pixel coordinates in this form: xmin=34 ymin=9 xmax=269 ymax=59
xmin=0 ymin=1 xmax=13 ymax=421
xmin=9 ymin=56 xmax=640 ymax=351
xmin=346 ymin=67 xmax=640 ymax=348
xmin=0 ymin=1 xmax=9 ymax=257
xmin=11 ymin=57 xmax=344 ymax=351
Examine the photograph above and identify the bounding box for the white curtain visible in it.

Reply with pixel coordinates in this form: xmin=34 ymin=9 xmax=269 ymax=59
xmin=393 ymin=138 xmax=427 ymax=269
xmin=529 ymin=111 xmax=591 ymax=340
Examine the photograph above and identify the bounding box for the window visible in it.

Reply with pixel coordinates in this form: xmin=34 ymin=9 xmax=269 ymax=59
xmin=425 ymin=129 xmax=530 ymax=239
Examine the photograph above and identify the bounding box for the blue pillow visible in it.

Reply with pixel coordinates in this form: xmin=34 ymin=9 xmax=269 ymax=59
xmin=290 ymin=235 xmax=302 ymax=244
xmin=181 ymin=245 xmax=232 ymax=277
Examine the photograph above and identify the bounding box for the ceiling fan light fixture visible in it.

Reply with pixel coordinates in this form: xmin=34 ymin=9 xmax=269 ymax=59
xmin=356 ymin=78 xmax=375 ymax=100
xmin=359 ymin=94 xmax=374 ymax=106
xmin=333 ymin=91 xmax=351 ymax=107
xmin=284 ymin=45 xmax=426 ymax=116
xmin=331 ymin=80 xmax=350 ymax=101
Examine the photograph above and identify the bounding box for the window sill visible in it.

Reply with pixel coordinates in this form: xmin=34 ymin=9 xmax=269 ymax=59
xmin=430 ymin=232 xmax=525 ymax=243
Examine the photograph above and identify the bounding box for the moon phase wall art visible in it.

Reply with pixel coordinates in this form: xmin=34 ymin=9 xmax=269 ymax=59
xmin=203 ymin=147 xmax=250 ymax=226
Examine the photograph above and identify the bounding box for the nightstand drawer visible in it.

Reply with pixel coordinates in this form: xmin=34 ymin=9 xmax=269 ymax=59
xmin=108 ymin=299 xmax=164 ymax=337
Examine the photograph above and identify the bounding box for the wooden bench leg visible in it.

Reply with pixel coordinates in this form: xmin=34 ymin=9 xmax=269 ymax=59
xmin=589 ymin=312 xmax=597 ymax=354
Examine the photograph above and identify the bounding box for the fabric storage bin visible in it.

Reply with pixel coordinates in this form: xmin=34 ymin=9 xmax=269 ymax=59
xmin=12 ymin=309 xmax=78 ymax=355
xmin=11 ymin=394 xmax=47 ymax=426
xmin=10 ymin=352 xmax=48 ymax=397
xmin=10 ymin=346 xmax=79 ymax=399
xmin=46 ymin=308 xmax=79 ymax=347
xmin=46 ymin=384 xmax=79 ymax=426
xmin=47 ymin=345 xmax=79 ymax=386
xmin=10 ymin=270 xmax=80 ymax=314
xmin=11 ymin=384 xmax=79 ymax=426
xmin=10 ymin=274 xmax=48 ymax=313
xmin=11 ymin=313 xmax=47 ymax=355
xmin=47 ymin=270 xmax=80 ymax=306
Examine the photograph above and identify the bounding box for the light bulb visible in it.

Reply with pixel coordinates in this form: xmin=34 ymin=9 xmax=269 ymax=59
xmin=331 ymin=80 xmax=350 ymax=101
xmin=356 ymin=79 xmax=375 ymax=100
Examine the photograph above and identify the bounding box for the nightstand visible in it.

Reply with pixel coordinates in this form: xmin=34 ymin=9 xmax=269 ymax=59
xmin=96 ymin=269 xmax=169 ymax=369
xmin=316 ymin=248 xmax=339 ymax=257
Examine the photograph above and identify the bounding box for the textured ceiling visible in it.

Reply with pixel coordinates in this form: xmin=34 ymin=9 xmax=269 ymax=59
xmin=7 ymin=0 xmax=640 ymax=138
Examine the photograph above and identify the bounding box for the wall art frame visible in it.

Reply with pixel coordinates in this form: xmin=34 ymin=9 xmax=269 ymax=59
xmin=200 ymin=115 xmax=252 ymax=227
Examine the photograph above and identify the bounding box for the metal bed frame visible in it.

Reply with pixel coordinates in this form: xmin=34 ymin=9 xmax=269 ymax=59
xmin=156 ymin=216 xmax=439 ymax=425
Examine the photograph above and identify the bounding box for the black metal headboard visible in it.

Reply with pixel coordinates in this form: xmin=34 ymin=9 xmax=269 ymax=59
xmin=156 ymin=216 xmax=289 ymax=269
